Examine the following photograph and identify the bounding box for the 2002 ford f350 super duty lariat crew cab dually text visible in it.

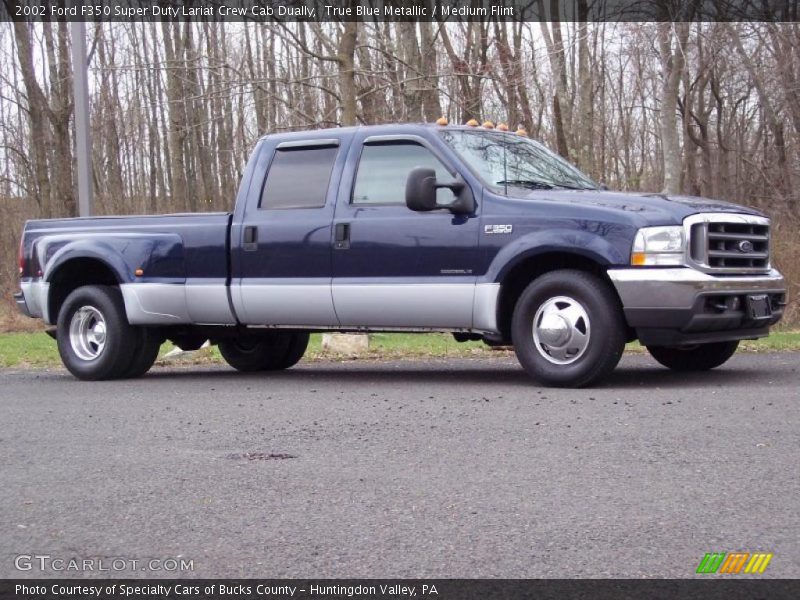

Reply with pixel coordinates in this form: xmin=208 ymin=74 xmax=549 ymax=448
xmin=15 ymin=123 xmax=787 ymax=386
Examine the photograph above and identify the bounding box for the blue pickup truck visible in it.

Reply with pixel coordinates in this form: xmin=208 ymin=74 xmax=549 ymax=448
xmin=15 ymin=123 xmax=787 ymax=386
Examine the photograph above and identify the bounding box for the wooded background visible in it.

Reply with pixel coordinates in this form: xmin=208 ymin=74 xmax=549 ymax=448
xmin=0 ymin=19 xmax=798 ymax=327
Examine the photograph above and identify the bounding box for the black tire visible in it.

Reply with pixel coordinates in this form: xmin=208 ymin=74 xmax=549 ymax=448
xmin=278 ymin=332 xmax=310 ymax=369
xmin=56 ymin=285 xmax=137 ymax=381
xmin=218 ymin=332 xmax=308 ymax=372
xmin=646 ymin=341 xmax=739 ymax=371
xmin=120 ymin=328 xmax=162 ymax=379
xmin=511 ymin=269 xmax=627 ymax=388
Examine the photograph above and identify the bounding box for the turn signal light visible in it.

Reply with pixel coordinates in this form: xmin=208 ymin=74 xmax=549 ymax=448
xmin=134 ymin=268 xmax=144 ymax=277
xmin=630 ymin=252 xmax=647 ymax=266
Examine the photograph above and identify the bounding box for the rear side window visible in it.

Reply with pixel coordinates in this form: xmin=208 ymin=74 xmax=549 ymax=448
xmin=352 ymin=143 xmax=455 ymax=205
xmin=260 ymin=146 xmax=338 ymax=209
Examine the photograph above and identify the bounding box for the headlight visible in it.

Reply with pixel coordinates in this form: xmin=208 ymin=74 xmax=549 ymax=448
xmin=631 ymin=226 xmax=685 ymax=266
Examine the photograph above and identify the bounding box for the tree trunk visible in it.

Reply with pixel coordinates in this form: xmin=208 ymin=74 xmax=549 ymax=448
xmin=338 ymin=22 xmax=358 ymax=126
xmin=12 ymin=21 xmax=53 ymax=217
xmin=657 ymin=22 xmax=690 ymax=194
xmin=161 ymin=22 xmax=190 ymax=211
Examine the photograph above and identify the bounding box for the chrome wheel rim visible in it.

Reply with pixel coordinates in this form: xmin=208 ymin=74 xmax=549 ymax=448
xmin=69 ymin=306 xmax=107 ymax=361
xmin=532 ymin=296 xmax=591 ymax=365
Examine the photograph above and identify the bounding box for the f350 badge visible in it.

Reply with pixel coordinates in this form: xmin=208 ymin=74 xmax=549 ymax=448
xmin=484 ymin=224 xmax=513 ymax=234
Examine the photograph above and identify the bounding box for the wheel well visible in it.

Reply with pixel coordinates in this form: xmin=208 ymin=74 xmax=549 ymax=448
xmin=48 ymin=258 xmax=120 ymax=323
xmin=496 ymin=252 xmax=618 ymax=342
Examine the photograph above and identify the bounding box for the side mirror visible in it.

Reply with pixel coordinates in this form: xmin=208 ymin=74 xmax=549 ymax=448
xmin=405 ymin=168 xmax=475 ymax=215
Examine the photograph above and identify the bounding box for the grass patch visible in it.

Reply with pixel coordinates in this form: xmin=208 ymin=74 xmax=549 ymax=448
xmin=1 ymin=330 xmax=799 ymax=370
xmin=740 ymin=330 xmax=800 ymax=352
xmin=0 ymin=332 xmax=61 ymax=367
xmin=315 ymin=332 xmax=489 ymax=358
xmin=156 ymin=332 xmax=493 ymax=366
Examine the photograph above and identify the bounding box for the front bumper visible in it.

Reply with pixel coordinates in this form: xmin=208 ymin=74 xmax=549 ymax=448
xmin=608 ymin=267 xmax=786 ymax=346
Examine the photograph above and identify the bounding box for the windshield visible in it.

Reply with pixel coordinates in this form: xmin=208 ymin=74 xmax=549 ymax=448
xmin=440 ymin=130 xmax=598 ymax=191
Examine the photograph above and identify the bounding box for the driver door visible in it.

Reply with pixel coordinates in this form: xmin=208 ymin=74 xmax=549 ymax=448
xmin=331 ymin=135 xmax=481 ymax=329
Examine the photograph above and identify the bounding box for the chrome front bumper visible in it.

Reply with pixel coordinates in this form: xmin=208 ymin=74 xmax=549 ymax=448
xmin=607 ymin=267 xmax=786 ymax=345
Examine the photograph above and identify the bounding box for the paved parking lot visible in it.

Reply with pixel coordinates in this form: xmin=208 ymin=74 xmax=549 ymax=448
xmin=1 ymin=352 xmax=798 ymax=577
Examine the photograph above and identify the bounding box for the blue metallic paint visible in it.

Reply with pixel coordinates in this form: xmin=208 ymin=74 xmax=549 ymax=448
xmin=478 ymin=192 xmax=640 ymax=283
xmin=22 ymin=213 xmax=230 ymax=288
xmin=230 ymin=131 xmax=354 ymax=281
xmin=42 ymin=235 xmax=186 ymax=284
xmin=331 ymin=127 xmax=483 ymax=281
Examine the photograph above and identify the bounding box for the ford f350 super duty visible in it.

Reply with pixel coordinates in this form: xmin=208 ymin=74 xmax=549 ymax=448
xmin=15 ymin=123 xmax=787 ymax=386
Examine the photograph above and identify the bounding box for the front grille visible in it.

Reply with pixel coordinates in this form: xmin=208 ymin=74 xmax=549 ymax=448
xmin=687 ymin=214 xmax=771 ymax=273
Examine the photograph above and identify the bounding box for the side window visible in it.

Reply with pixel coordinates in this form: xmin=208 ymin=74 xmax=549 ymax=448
xmin=260 ymin=145 xmax=338 ymax=209
xmin=352 ymin=143 xmax=456 ymax=205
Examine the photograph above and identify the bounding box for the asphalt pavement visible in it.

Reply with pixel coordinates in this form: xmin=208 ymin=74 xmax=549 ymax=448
xmin=1 ymin=352 xmax=798 ymax=578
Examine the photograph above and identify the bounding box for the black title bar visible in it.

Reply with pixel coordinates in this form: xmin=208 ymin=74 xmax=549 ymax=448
xmin=2 ymin=580 xmax=800 ymax=600
xmin=2 ymin=0 xmax=800 ymax=22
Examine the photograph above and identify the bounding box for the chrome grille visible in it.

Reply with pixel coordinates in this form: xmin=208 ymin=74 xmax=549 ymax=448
xmin=686 ymin=213 xmax=771 ymax=273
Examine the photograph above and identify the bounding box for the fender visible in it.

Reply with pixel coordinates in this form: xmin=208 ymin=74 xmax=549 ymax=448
xmin=41 ymin=233 xmax=186 ymax=284
xmin=483 ymin=228 xmax=631 ymax=284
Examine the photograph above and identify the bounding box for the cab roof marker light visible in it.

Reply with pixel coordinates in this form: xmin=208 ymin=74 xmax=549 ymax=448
xmin=483 ymin=121 xmax=495 ymax=129
xmin=497 ymin=123 xmax=509 ymax=131
xmin=465 ymin=119 xmax=479 ymax=127
xmin=435 ymin=117 xmax=448 ymax=126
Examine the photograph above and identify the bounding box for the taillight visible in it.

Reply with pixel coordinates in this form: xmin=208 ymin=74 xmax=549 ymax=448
xmin=18 ymin=237 xmax=25 ymax=276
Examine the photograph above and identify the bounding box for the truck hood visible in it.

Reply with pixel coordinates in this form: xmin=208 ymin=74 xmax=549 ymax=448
xmin=511 ymin=189 xmax=765 ymax=224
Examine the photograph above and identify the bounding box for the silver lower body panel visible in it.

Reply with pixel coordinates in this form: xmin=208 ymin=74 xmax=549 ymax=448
xmin=122 ymin=282 xmax=236 ymax=325
xmin=232 ymin=280 xmax=338 ymax=327
xmin=120 ymin=280 xmax=501 ymax=333
xmin=333 ymin=283 xmax=475 ymax=329
xmin=19 ymin=281 xmax=50 ymax=323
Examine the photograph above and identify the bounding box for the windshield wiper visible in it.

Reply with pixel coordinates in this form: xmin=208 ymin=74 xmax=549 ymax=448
xmin=496 ymin=179 xmax=554 ymax=190
xmin=496 ymin=179 xmax=593 ymax=191
xmin=549 ymin=183 xmax=594 ymax=190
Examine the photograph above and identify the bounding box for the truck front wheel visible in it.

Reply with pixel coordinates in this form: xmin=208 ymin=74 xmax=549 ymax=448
xmin=56 ymin=285 xmax=137 ymax=381
xmin=511 ymin=270 xmax=627 ymax=388
xmin=218 ymin=332 xmax=309 ymax=372
xmin=646 ymin=341 xmax=739 ymax=371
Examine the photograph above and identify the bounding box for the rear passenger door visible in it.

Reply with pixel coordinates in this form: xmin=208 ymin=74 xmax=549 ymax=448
xmin=232 ymin=138 xmax=344 ymax=326
xmin=331 ymin=134 xmax=481 ymax=329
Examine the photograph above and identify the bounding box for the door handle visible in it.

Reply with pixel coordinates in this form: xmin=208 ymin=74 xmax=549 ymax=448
xmin=334 ymin=222 xmax=350 ymax=250
xmin=243 ymin=226 xmax=258 ymax=252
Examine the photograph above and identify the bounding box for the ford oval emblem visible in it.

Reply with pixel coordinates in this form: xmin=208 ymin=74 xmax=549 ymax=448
xmin=737 ymin=240 xmax=754 ymax=253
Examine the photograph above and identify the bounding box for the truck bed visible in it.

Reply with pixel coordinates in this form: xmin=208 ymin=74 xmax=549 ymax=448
xmin=19 ymin=212 xmax=234 ymax=326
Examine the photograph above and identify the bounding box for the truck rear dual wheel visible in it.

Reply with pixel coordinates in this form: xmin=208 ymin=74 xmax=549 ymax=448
xmin=122 ymin=328 xmax=162 ymax=378
xmin=56 ymin=285 xmax=159 ymax=381
xmin=218 ymin=332 xmax=310 ymax=372
xmin=512 ymin=270 xmax=627 ymax=388
xmin=646 ymin=341 xmax=739 ymax=371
